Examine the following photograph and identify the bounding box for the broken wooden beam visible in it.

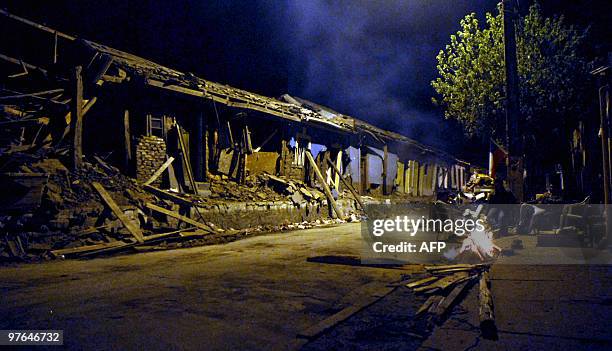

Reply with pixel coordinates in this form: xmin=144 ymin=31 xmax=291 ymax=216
xmin=144 ymin=202 xmax=214 ymax=233
xmin=50 ymin=240 xmax=132 ymax=257
xmin=59 ymin=97 xmax=98 ymax=143
xmin=0 ymin=9 xmax=76 ymax=41
xmin=0 ymin=53 xmax=49 ymax=76
xmin=71 ymin=66 xmax=84 ymax=169
xmin=432 ymin=279 xmax=474 ymax=323
xmin=326 ymin=157 xmax=365 ymax=212
xmin=91 ymin=182 xmax=144 ymax=243
xmin=478 ymin=271 xmax=497 ymax=339
xmin=297 ymin=286 xmax=395 ymax=339
xmin=142 ymin=184 xmax=194 ymax=207
xmin=143 ymin=227 xmax=196 ymax=242
xmin=406 ymin=276 xmax=438 ymax=289
xmin=416 ymin=295 xmax=441 ymax=316
xmin=424 ymin=264 xmax=487 ymax=272
xmin=0 ymin=89 xmax=64 ymax=101
xmin=305 ymin=150 xmax=344 ymax=219
xmin=143 ymin=156 xmax=175 ymax=186
xmin=93 ymin=155 xmax=118 ymax=174
xmin=412 ymin=271 xmax=470 ymax=294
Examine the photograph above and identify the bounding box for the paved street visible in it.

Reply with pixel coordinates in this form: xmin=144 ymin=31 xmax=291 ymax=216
xmin=421 ymin=236 xmax=612 ymax=351
xmin=1 ymin=224 xmax=611 ymax=350
xmin=0 ymin=223 xmax=405 ymax=350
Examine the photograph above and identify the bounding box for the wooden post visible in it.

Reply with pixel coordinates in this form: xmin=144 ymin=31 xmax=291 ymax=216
xmin=280 ymin=139 xmax=287 ymax=176
xmin=204 ymin=125 xmax=209 ymax=181
xmin=362 ymin=149 xmax=369 ymax=194
xmin=382 ymin=144 xmax=389 ymax=195
xmin=334 ymin=150 xmax=342 ymax=191
xmin=326 ymin=157 xmax=365 ymax=212
xmin=195 ymin=111 xmax=204 ymax=181
xmin=177 ymin=124 xmax=198 ymax=194
xmin=71 ymin=66 xmax=83 ymax=169
xmin=305 ymin=151 xmax=344 ymax=219
xmin=123 ymin=109 xmax=131 ymax=172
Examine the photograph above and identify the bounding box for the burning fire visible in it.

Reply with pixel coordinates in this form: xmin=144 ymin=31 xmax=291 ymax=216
xmin=459 ymin=226 xmax=500 ymax=261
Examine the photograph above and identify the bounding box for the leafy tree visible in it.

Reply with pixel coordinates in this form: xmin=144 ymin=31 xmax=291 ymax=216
xmin=431 ymin=3 xmax=589 ymax=160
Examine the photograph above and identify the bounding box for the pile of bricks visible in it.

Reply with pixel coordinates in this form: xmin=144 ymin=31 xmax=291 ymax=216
xmin=136 ymin=135 xmax=167 ymax=185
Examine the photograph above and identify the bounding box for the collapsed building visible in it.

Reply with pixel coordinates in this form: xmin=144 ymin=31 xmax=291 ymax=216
xmin=0 ymin=11 xmax=472 ymax=260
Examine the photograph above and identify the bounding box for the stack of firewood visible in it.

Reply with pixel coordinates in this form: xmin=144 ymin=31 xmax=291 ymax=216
xmin=408 ymin=263 xmax=497 ymax=339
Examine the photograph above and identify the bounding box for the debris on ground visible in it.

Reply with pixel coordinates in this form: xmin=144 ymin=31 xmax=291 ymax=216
xmin=0 ymin=154 xmax=360 ymax=262
xmin=408 ymin=263 xmax=497 ymax=339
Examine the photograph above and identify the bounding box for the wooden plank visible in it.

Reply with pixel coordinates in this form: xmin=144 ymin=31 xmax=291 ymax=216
xmin=143 ymin=227 xmax=196 ymax=241
xmin=145 ymin=203 xmax=214 ymax=233
xmin=305 ymin=151 xmax=344 ymax=219
xmin=326 ymin=157 xmax=365 ymax=212
xmin=143 ymin=184 xmax=193 ymax=206
xmin=254 ymin=129 xmax=277 ymax=152
xmin=432 ymin=279 xmax=474 ymax=323
xmin=424 ymin=264 xmax=484 ymax=271
xmin=177 ymin=124 xmax=198 ymax=194
xmin=71 ymin=66 xmax=83 ymax=169
xmin=143 ymin=157 xmax=175 ymax=186
xmin=167 ymin=163 xmax=180 ymax=191
xmin=412 ymin=272 xmax=470 ymax=293
xmin=77 ymin=241 xmax=139 ymax=257
xmin=51 ymin=240 xmax=131 ymax=257
xmin=91 ymin=182 xmax=144 ymax=243
xmin=298 ymin=286 xmax=395 ymax=339
xmin=406 ymin=276 xmax=438 ymax=289
xmin=416 ymin=295 xmax=440 ymax=316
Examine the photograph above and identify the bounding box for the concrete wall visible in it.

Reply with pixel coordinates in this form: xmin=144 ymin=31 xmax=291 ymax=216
xmin=191 ymin=199 xmax=358 ymax=230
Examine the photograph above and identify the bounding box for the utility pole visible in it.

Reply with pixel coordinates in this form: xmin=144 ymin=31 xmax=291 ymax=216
xmin=502 ymin=0 xmax=523 ymax=201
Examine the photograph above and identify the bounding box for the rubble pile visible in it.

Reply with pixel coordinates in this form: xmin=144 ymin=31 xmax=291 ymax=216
xmin=208 ymin=174 xmax=285 ymax=202
xmin=208 ymin=172 xmax=332 ymax=205
xmin=0 ymin=156 xmax=155 ymax=261
xmin=0 ymin=150 xmax=360 ymax=263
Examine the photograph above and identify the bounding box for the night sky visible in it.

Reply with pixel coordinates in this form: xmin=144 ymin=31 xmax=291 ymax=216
xmin=3 ymin=0 xmax=610 ymax=159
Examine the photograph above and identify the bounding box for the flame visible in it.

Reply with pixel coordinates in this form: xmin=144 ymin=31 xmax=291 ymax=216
xmin=459 ymin=227 xmax=500 ymax=261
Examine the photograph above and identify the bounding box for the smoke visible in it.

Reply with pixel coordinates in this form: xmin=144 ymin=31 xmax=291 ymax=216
xmin=284 ymin=0 xmax=498 ymax=147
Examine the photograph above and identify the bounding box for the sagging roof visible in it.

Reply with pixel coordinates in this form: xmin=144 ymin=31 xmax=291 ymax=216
xmin=1 ymin=9 xmax=464 ymax=164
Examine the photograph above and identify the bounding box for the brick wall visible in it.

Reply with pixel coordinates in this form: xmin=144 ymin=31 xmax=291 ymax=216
xmin=136 ymin=135 xmax=167 ymax=185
